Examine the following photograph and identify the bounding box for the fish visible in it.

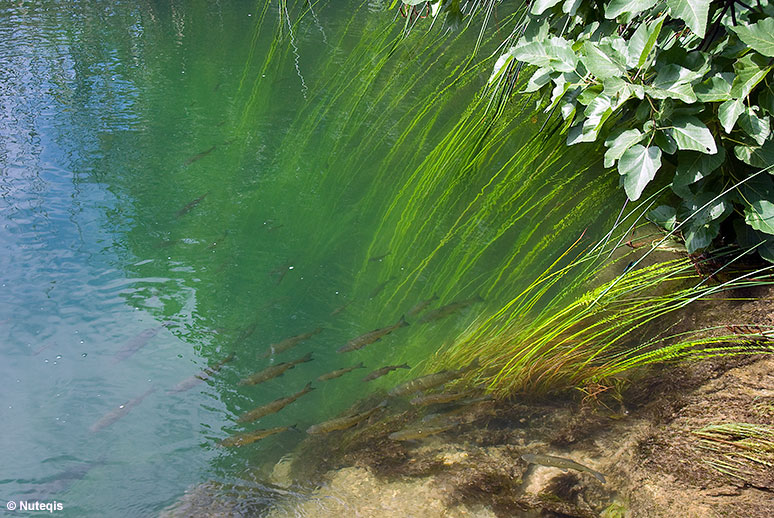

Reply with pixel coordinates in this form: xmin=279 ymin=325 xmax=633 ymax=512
xmin=262 ymin=327 xmax=324 ymax=358
xmin=175 ymin=192 xmax=210 ymax=218
xmin=418 ymin=397 xmax=492 ymax=423
xmin=417 ymin=295 xmax=484 ymax=324
xmin=406 ymin=294 xmax=439 ymax=318
xmin=521 ymin=453 xmax=606 ymax=483
xmin=154 ymin=238 xmax=180 ymax=249
xmin=184 ymin=145 xmax=216 ymax=166
xmin=24 ymin=456 xmax=107 ymax=500
xmin=112 ymin=323 xmax=170 ymax=363
xmin=362 ymin=363 xmax=410 ymax=382
xmin=306 ymin=401 xmax=387 ymax=434
xmin=270 ymin=262 xmax=294 ymax=285
xmin=330 ymin=299 xmax=353 ymax=316
xmin=238 ymin=382 xmax=315 ymax=423
xmin=89 ymin=386 xmax=156 ymax=433
xmin=388 ymin=359 xmax=477 ymax=397
xmin=337 ymin=315 xmax=409 ymax=353
xmin=32 ymin=342 xmax=57 ymax=356
xmin=167 ymin=352 xmax=235 ymax=394
xmin=238 ymin=352 xmax=313 ymax=386
xmin=317 ymin=362 xmax=366 ymax=382
xmin=409 ymin=391 xmax=476 ymax=406
xmin=236 ymin=321 xmax=259 ymax=343
xmin=218 ymin=425 xmax=295 ymax=447
xmin=369 ymin=276 xmax=395 ymax=298
xmin=388 ymin=421 xmax=459 ymax=441
xmin=206 ymin=230 xmax=229 ymax=250
xmin=369 ymin=251 xmax=391 ymax=262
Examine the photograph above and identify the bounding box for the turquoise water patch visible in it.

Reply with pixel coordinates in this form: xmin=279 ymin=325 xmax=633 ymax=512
xmin=0 ymin=2 xmax=622 ymax=516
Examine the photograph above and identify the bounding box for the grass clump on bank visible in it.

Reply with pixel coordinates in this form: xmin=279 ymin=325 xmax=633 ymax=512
xmin=693 ymin=422 xmax=774 ymax=484
xmin=433 ymin=226 xmax=774 ymax=397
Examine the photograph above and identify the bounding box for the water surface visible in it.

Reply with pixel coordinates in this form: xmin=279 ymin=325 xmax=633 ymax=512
xmin=0 ymin=2 xmax=622 ymax=516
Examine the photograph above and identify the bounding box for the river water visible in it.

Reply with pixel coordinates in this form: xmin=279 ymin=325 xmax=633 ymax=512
xmin=0 ymin=2 xmax=622 ymax=516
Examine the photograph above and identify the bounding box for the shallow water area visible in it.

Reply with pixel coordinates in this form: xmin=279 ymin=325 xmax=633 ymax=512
xmin=0 ymin=2 xmax=627 ymax=516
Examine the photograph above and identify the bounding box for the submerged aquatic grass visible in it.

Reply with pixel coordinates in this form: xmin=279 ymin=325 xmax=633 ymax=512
xmin=433 ymin=227 xmax=774 ymax=397
xmin=251 ymin=2 xmax=774 ymax=401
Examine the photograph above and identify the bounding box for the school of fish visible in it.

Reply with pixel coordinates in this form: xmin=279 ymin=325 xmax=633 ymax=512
xmin=86 ymin=259 xmax=493 ymax=464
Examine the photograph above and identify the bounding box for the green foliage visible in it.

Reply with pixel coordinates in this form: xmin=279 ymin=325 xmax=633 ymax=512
xmin=431 ymin=217 xmax=774 ymax=396
xmin=483 ymin=0 xmax=774 ymax=258
xmin=430 ymin=239 xmax=774 ymax=397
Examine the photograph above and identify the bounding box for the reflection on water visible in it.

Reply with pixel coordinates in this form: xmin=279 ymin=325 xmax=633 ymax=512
xmin=0 ymin=1 xmax=621 ymax=516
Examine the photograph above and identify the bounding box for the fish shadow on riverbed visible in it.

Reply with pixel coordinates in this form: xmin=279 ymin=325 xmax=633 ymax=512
xmin=12 ymin=455 xmax=108 ymax=501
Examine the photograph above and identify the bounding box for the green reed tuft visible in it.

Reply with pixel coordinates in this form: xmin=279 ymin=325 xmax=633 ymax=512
xmin=432 ymin=230 xmax=774 ymax=397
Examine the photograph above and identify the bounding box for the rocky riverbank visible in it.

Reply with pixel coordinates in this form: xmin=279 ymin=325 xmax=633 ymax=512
xmin=162 ymin=292 xmax=774 ymax=518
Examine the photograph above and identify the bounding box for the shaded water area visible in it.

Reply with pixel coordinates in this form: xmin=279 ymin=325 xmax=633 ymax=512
xmin=0 ymin=1 xmax=626 ymax=516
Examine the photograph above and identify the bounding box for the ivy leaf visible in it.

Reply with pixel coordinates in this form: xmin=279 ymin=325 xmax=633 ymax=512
xmin=730 ymin=18 xmax=774 ymax=57
xmin=605 ymin=0 xmax=658 ymax=19
xmin=683 ymin=219 xmax=720 ymax=252
xmin=739 ymin=107 xmax=771 ymax=146
xmin=522 ymin=18 xmax=551 ymax=42
xmin=648 ymin=205 xmax=677 ymax=231
xmin=719 ymin=98 xmax=745 ymax=133
xmin=734 ymin=139 xmax=774 ymax=168
xmin=670 ymin=115 xmax=717 ymax=154
xmin=603 ymin=128 xmax=643 ymax=167
xmin=666 ymin=0 xmax=711 ymax=38
xmin=582 ymin=41 xmax=628 ymax=79
xmin=681 ymin=192 xmax=730 ymax=226
xmin=627 ymin=14 xmax=665 ymax=68
xmin=655 ymin=130 xmax=678 ymax=155
xmin=673 ymin=148 xmax=725 ymax=188
xmin=602 ymin=77 xmax=636 ymax=109
xmin=511 ymin=38 xmax=578 ymax=73
xmin=523 ymin=67 xmax=553 ymax=93
xmin=562 ymin=0 xmax=582 ymax=16
xmin=644 ymin=84 xmax=697 ymax=104
xmin=745 ymin=199 xmax=774 ymax=235
xmin=546 ymin=37 xmax=580 ymax=72
xmin=567 ymin=96 xmax=613 ymax=144
xmin=566 ymin=93 xmax=614 ymax=144
xmin=730 ymin=53 xmax=773 ymax=100
xmin=653 ymin=64 xmax=704 ymax=90
xmin=510 ymin=41 xmax=550 ymax=67
xmin=693 ymin=74 xmax=733 ymax=102
xmin=531 ymin=0 xmax=563 ymax=15
xmin=547 ymin=80 xmax=571 ymax=112
xmin=618 ymin=144 xmax=662 ymax=201
xmin=735 ymin=220 xmax=774 ymax=263
xmin=489 ymin=48 xmax=515 ymax=83
xmin=559 ymin=87 xmax=580 ymax=120
xmin=759 ymin=85 xmax=774 ymax=116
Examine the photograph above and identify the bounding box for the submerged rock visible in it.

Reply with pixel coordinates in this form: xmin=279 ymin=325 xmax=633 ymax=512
xmin=265 ymin=466 xmax=498 ymax=518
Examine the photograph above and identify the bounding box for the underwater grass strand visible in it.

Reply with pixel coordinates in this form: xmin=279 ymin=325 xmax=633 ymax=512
xmin=435 ymin=237 xmax=774 ymax=396
xmin=693 ymin=423 xmax=774 ymax=483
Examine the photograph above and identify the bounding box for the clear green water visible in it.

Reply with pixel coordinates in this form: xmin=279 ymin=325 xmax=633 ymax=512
xmin=0 ymin=1 xmax=623 ymax=516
